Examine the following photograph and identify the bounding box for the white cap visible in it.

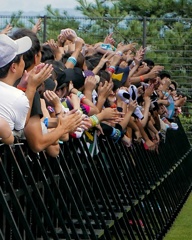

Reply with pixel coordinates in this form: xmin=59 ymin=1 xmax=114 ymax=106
xmin=0 ymin=34 xmax=32 ymax=68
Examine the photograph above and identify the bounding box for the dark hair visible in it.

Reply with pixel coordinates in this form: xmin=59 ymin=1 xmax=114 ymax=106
xmin=11 ymin=28 xmax=41 ymax=70
xmin=45 ymin=59 xmax=66 ymax=81
xmin=60 ymin=53 xmax=71 ymax=64
xmin=85 ymin=52 xmax=103 ymax=60
xmin=76 ymin=52 xmax=85 ymax=69
xmin=87 ymin=56 xmax=106 ymax=70
xmin=41 ymin=45 xmax=54 ymax=62
xmin=98 ymin=70 xmax=110 ymax=85
xmin=143 ymin=59 xmax=155 ymax=68
xmin=170 ymin=80 xmax=178 ymax=90
xmin=158 ymin=71 xmax=171 ymax=79
xmin=0 ymin=55 xmax=22 ymax=78
xmin=85 ymin=59 xmax=94 ymax=70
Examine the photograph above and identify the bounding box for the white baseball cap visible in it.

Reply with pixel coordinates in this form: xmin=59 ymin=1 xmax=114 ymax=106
xmin=0 ymin=34 xmax=32 ymax=68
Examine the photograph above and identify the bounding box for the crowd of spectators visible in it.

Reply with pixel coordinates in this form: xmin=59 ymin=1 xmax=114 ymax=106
xmin=0 ymin=19 xmax=187 ymax=156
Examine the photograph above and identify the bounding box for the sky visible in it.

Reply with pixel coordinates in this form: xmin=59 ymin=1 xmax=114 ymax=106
xmin=0 ymin=0 xmax=91 ymax=13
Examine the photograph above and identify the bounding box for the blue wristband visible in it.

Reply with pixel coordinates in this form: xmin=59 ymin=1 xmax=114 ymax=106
xmin=43 ymin=117 xmax=49 ymax=128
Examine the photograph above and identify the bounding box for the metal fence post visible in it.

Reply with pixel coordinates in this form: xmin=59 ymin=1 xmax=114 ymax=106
xmin=43 ymin=15 xmax=47 ymax=43
xmin=142 ymin=17 xmax=147 ymax=49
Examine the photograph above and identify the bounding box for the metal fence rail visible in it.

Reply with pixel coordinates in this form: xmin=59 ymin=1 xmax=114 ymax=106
xmin=0 ymin=117 xmax=192 ymax=239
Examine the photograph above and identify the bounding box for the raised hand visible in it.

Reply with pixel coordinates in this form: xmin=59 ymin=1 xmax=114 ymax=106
xmin=146 ymin=65 xmax=164 ymax=79
xmin=134 ymin=46 xmax=146 ymax=64
xmin=59 ymin=109 xmax=83 ymax=133
xmin=143 ymin=83 xmax=154 ymax=98
xmin=74 ymin=37 xmax=84 ymax=50
xmin=97 ymin=80 xmax=113 ymax=99
xmin=104 ymin=32 xmax=115 ymax=46
xmin=67 ymin=93 xmax=80 ymax=110
xmin=116 ymin=42 xmax=137 ymax=54
xmin=60 ymin=28 xmax=77 ymax=42
xmin=99 ymin=52 xmax=114 ymax=67
xmin=32 ymin=18 xmax=42 ymax=34
xmin=46 ymin=39 xmax=59 ymax=54
xmin=0 ymin=23 xmax=12 ymax=35
xmin=27 ymin=63 xmax=53 ymax=89
xmin=101 ymin=107 xmax=125 ymax=121
xmin=84 ymin=76 xmax=97 ymax=92
xmin=43 ymin=90 xmax=61 ymax=107
xmin=17 ymin=63 xmax=46 ymax=89
xmin=127 ymin=100 xmax=137 ymax=113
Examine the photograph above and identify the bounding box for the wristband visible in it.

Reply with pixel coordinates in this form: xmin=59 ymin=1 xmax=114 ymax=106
xmin=43 ymin=117 xmax=49 ymax=128
xmin=76 ymin=91 xmax=85 ymax=101
xmin=17 ymin=85 xmax=27 ymax=92
xmin=77 ymin=91 xmax=82 ymax=97
xmin=111 ymin=103 xmax=117 ymax=108
xmin=107 ymin=66 xmax=115 ymax=74
xmin=81 ymin=96 xmax=86 ymax=102
xmin=109 ymin=65 xmax=116 ymax=70
xmin=67 ymin=56 xmax=77 ymax=66
xmin=139 ymin=75 xmax=144 ymax=82
xmin=89 ymin=115 xmax=99 ymax=127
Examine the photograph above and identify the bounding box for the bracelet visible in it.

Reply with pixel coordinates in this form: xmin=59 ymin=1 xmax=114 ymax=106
xmin=67 ymin=56 xmax=77 ymax=66
xmin=81 ymin=96 xmax=86 ymax=102
xmin=17 ymin=85 xmax=27 ymax=92
xmin=111 ymin=103 xmax=117 ymax=108
xmin=139 ymin=75 xmax=144 ymax=82
xmin=116 ymin=51 xmax=123 ymax=56
xmin=76 ymin=91 xmax=85 ymax=100
xmin=55 ymin=111 xmax=61 ymax=116
xmin=109 ymin=65 xmax=116 ymax=70
xmin=77 ymin=91 xmax=82 ymax=97
xmin=69 ymin=87 xmax=75 ymax=94
xmin=43 ymin=117 xmax=49 ymax=128
xmin=79 ymin=94 xmax=85 ymax=100
xmin=89 ymin=115 xmax=99 ymax=127
xmin=107 ymin=67 xmax=115 ymax=74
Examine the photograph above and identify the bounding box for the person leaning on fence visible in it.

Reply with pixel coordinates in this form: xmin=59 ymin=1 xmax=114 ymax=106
xmin=11 ymin=28 xmax=84 ymax=157
xmin=0 ymin=33 xmax=33 ymax=144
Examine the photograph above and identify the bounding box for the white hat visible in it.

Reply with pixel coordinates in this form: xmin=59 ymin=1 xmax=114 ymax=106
xmin=0 ymin=34 xmax=32 ymax=68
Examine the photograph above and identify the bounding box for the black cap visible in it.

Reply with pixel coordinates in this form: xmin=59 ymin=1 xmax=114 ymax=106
xmin=56 ymin=67 xmax=86 ymax=90
xmin=44 ymin=78 xmax=56 ymax=91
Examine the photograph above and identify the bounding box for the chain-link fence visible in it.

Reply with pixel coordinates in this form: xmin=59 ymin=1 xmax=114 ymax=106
xmin=0 ymin=15 xmax=192 ymax=141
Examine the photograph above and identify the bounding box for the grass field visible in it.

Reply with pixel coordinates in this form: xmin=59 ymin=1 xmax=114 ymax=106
xmin=164 ymin=193 xmax=192 ymax=240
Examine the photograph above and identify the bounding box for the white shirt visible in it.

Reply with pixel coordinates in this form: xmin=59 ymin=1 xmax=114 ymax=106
xmin=0 ymin=81 xmax=29 ymax=130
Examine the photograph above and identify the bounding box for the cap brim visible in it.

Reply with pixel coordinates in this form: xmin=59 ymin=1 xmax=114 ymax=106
xmin=56 ymin=81 xmax=69 ymax=90
xmin=15 ymin=36 xmax=32 ymax=55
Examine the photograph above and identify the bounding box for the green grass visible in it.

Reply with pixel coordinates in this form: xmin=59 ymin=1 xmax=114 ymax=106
xmin=164 ymin=193 xmax=192 ymax=240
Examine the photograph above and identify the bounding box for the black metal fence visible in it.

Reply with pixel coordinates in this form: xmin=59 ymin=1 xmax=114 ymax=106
xmin=1 ymin=117 xmax=192 ymax=239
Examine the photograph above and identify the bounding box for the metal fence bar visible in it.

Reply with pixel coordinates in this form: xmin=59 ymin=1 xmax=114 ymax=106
xmin=0 ymin=117 xmax=192 ymax=239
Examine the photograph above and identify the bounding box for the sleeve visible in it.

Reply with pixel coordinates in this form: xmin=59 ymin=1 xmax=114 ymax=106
xmin=30 ymin=91 xmax=43 ymax=118
xmin=12 ymin=94 xmax=30 ymax=131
